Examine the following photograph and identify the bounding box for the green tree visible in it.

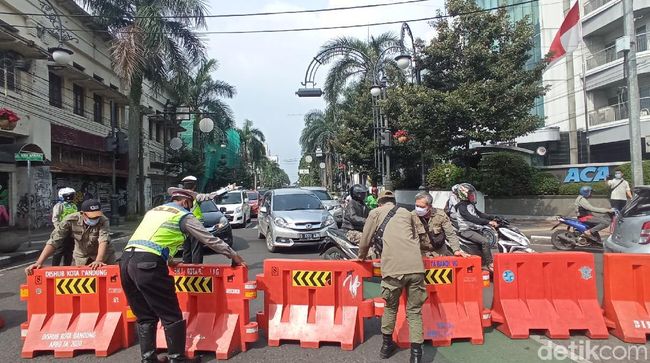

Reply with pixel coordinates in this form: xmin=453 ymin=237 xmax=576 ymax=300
xmin=300 ymin=109 xmax=339 ymax=189
xmin=259 ymin=159 xmax=290 ymax=189
xmin=335 ymin=83 xmax=377 ymax=175
xmin=81 ymin=0 xmax=207 ymax=215
xmin=237 ymin=120 xmax=266 ymax=187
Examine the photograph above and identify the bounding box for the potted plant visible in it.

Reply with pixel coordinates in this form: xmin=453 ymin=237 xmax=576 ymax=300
xmin=0 ymin=108 xmax=20 ymax=131
xmin=393 ymin=129 xmax=409 ymax=144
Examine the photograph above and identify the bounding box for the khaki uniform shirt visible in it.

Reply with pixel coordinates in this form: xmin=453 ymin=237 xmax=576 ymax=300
xmin=411 ymin=209 xmax=461 ymax=256
xmin=358 ymin=202 xmax=425 ymax=278
xmin=46 ymin=212 xmax=116 ymax=266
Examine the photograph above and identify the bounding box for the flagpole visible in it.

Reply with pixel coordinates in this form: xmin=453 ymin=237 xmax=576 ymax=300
xmin=581 ymin=46 xmax=591 ymax=163
xmin=564 ymin=0 xmax=579 ymax=164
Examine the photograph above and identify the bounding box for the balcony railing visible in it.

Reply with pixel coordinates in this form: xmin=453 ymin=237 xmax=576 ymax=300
xmin=586 ymin=32 xmax=649 ymax=70
xmin=584 ymin=0 xmax=614 ymax=15
xmin=588 ymin=96 xmax=650 ymax=126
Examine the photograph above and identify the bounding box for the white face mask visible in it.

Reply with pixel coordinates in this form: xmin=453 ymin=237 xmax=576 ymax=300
xmin=415 ymin=206 xmax=429 ymax=217
xmin=615 ymin=173 xmax=623 ymax=179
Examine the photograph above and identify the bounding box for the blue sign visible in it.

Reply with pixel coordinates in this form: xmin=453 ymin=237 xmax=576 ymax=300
xmin=564 ymin=166 xmax=609 ymax=183
xmin=502 ymin=270 xmax=515 ymax=283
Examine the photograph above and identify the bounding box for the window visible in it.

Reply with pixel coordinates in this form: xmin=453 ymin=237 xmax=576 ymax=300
xmin=215 ymin=192 xmax=243 ymax=204
xmin=272 ymin=193 xmax=324 ymax=211
xmin=73 ymin=84 xmax=84 ymax=116
xmin=49 ymin=72 xmax=62 ymax=108
xmin=109 ymin=100 xmax=119 ymax=126
xmin=93 ymin=94 xmax=103 ymax=123
xmin=0 ymin=53 xmax=16 ymax=91
xmin=637 ymin=26 xmax=647 ymax=52
xmin=149 ymin=119 xmax=154 ymax=140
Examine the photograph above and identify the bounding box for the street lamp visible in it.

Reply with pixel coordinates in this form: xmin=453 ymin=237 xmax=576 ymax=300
xmin=35 ymin=0 xmax=77 ymax=65
xmin=395 ymin=54 xmax=412 ymax=70
xmin=369 ymin=85 xmax=382 ymax=98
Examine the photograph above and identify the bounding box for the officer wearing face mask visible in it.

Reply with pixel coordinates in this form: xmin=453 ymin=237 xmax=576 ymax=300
xmin=25 ymin=199 xmax=116 ymax=275
xmin=412 ymin=192 xmax=469 ymax=258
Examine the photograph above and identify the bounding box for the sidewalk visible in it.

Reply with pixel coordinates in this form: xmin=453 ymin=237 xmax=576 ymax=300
xmin=0 ymin=221 xmax=140 ymax=269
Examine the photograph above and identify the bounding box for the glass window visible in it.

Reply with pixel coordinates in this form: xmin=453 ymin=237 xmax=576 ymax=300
xmin=93 ymin=94 xmax=103 ymax=123
xmin=200 ymin=200 xmax=219 ymax=213
xmin=49 ymin=72 xmax=62 ymax=108
xmin=109 ymin=101 xmax=119 ymax=126
xmin=215 ymin=191 xmax=243 ymax=204
xmin=273 ymin=193 xmax=324 ymax=211
xmin=247 ymin=192 xmax=258 ymax=200
xmin=0 ymin=53 xmax=16 ymax=91
xmin=73 ymin=84 xmax=84 ymax=116
xmin=310 ymin=190 xmax=332 ymax=200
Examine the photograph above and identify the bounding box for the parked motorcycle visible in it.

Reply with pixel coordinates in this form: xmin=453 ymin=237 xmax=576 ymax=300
xmin=319 ymin=229 xmax=359 ymax=260
xmin=551 ymin=211 xmax=619 ymax=250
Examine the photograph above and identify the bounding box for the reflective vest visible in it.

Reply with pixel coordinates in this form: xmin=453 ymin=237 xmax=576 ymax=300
xmin=125 ymin=203 xmax=190 ymax=260
xmin=59 ymin=202 xmax=78 ymax=221
xmin=192 ymin=200 xmax=203 ymax=221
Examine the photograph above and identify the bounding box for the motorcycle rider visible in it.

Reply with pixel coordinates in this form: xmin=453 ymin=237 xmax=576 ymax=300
xmin=341 ymin=184 xmax=369 ymax=244
xmin=452 ymin=183 xmax=496 ymax=271
xmin=51 ymin=187 xmax=77 ymax=266
xmin=575 ymin=186 xmax=616 ymax=238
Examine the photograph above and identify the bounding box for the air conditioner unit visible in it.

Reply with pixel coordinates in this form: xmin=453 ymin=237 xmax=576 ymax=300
xmin=598 ymin=106 xmax=616 ymax=123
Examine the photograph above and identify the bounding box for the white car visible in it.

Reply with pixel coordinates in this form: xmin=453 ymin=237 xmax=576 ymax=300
xmin=215 ymin=190 xmax=251 ymax=228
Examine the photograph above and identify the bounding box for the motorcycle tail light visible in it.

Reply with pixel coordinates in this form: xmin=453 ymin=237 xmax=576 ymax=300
xmin=639 ymin=221 xmax=650 ymax=245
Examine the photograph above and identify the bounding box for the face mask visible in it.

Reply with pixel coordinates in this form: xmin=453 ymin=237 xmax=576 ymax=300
xmin=415 ymin=206 xmax=429 ymax=217
xmin=615 ymin=173 xmax=623 ymax=179
xmin=84 ymin=217 xmax=99 ymax=226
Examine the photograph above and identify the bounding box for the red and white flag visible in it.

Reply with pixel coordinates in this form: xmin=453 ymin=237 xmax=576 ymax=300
xmin=548 ymin=0 xmax=581 ymax=63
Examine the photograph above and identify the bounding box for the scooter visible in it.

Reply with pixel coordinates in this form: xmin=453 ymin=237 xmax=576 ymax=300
xmin=551 ymin=211 xmax=619 ymax=250
xmin=318 ymin=229 xmax=359 ymax=260
xmin=456 ymin=218 xmax=534 ymax=255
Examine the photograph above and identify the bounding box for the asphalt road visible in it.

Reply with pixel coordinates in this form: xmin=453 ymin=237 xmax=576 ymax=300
xmin=1 ymin=221 xmax=648 ymax=362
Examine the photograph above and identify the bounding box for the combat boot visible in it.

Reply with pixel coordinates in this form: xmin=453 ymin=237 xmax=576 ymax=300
xmin=410 ymin=342 xmax=423 ymax=363
xmin=164 ymin=320 xmax=194 ymax=363
xmin=379 ymin=333 xmax=397 ymax=359
xmin=137 ymin=322 xmax=163 ymax=363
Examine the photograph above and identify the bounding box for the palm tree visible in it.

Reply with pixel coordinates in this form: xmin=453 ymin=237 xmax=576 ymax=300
xmin=319 ymin=33 xmax=402 ymax=103
xmin=237 ymin=119 xmax=266 ymax=187
xmin=81 ymin=0 xmax=207 ymax=215
xmin=300 ymin=109 xmax=339 ymax=189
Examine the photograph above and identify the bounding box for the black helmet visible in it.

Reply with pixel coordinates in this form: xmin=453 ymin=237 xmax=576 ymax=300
xmin=349 ymin=184 xmax=368 ymax=203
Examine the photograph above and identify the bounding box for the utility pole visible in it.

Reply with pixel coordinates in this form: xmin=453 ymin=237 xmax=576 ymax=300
xmin=623 ymin=0 xmax=644 ymax=186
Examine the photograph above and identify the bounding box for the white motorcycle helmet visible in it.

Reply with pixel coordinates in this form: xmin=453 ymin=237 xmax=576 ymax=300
xmin=58 ymin=187 xmax=76 ymax=202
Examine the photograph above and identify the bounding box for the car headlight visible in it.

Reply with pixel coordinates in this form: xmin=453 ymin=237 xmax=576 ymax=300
xmin=236 ymin=206 xmax=242 ymax=213
xmin=274 ymin=217 xmax=289 ymax=228
xmin=324 ymin=215 xmax=335 ymax=226
xmin=217 ymin=216 xmax=228 ymax=229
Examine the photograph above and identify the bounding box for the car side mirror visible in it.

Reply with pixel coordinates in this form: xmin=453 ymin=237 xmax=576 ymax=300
xmin=259 ymin=206 xmax=268 ymax=214
xmin=220 ymin=207 xmax=227 ymax=213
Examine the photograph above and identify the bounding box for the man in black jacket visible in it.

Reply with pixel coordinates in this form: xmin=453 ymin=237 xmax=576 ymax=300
xmin=341 ymin=184 xmax=369 ymax=244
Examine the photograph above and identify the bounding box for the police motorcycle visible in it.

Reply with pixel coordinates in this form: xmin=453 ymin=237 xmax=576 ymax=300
xmin=318 ymin=229 xmax=359 ymax=260
xmin=550 ymin=210 xmax=619 ymax=250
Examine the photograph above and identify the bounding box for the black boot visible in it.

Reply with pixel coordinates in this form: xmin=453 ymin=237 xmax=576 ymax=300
xmin=164 ymin=320 xmax=189 ymax=363
xmin=379 ymin=333 xmax=397 ymax=359
xmin=410 ymin=343 xmax=423 ymax=363
xmin=137 ymin=322 xmax=159 ymax=363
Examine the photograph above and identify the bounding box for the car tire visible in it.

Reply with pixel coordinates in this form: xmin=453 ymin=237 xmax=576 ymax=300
xmin=266 ymin=229 xmax=277 ymax=253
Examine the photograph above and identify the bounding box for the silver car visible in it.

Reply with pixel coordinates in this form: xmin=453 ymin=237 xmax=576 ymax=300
xmin=605 ymin=186 xmax=650 ymax=253
xmin=257 ymin=189 xmax=337 ymax=253
xmin=301 ymin=187 xmax=343 ymax=227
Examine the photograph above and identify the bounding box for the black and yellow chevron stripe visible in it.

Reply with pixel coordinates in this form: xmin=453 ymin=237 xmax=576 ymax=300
xmin=292 ymin=270 xmax=332 ymax=287
xmin=55 ymin=277 xmax=97 ymax=295
xmin=174 ymin=276 xmax=213 ymax=293
xmin=425 ymin=268 xmax=453 ymax=285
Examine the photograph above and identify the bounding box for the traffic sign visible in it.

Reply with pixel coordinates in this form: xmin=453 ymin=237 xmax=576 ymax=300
xmin=15 ymin=152 xmax=44 ymax=162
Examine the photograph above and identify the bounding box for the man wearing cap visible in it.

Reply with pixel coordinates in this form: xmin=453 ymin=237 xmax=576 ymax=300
xmin=121 ymin=187 xmax=246 ymax=363
xmin=25 ymin=199 xmax=116 ymax=275
xmin=357 ymin=190 xmax=426 ymax=363
xmin=179 ymin=175 xmax=235 ymax=263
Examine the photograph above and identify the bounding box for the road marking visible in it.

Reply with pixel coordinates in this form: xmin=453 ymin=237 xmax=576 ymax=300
xmin=529 ymin=336 xmax=593 ymax=363
xmin=530 ymin=235 xmax=552 ymax=240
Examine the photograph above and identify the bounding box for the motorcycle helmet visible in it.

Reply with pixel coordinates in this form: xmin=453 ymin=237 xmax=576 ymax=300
xmin=181 ymin=175 xmax=198 ymax=190
xmin=579 ymin=186 xmax=592 ymax=198
xmin=349 ymin=184 xmax=368 ymax=203
xmin=457 ymin=183 xmax=477 ymax=204
xmin=58 ymin=187 xmax=76 ymax=202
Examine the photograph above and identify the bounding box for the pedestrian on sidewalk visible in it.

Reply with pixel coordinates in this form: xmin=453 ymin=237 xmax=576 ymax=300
xmin=121 ymin=187 xmax=245 ymax=363
xmin=357 ymin=190 xmax=426 ymax=363
xmin=25 ymin=199 xmax=116 ymax=275
xmin=607 ymin=168 xmax=632 ymax=211
xmin=51 ymin=187 xmax=77 ymax=266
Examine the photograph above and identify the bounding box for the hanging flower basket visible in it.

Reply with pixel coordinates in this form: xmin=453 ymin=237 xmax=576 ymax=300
xmin=0 ymin=108 xmax=20 ymax=131
xmin=393 ymin=129 xmax=410 ymax=144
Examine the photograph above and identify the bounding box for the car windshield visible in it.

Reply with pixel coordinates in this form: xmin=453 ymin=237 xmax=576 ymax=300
xmin=200 ymin=200 xmax=219 ymax=213
xmin=247 ymin=192 xmax=258 ymax=200
xmin=215 ymin=192 xmax=242 ymax=204
xmin=273 ymin=193 xmax=324 ymax=211
xmin=311 ymin=190 xmax=332 ymax=200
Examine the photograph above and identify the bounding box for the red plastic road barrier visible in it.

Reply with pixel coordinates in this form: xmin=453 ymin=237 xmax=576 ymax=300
xmin=491 ymin=252 xmax=608 ymax=339
xmin=603 ymin=253 xmax=650 ymax=343
xmin=20 ymin=266 xmax=135 ymax=358
xmin=373 ymin=256 xmax=485 ymax=347
xmin=156 ymin=264 xmax=258 ymax=360
xmin=256 ymin=259 xmax=375 ymax=350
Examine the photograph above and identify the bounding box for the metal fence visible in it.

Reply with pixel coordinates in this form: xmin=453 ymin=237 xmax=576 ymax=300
xmin=585 ymin=32 xmax=649 ymax=70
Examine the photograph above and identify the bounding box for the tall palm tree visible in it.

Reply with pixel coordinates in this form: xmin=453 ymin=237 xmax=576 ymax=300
xmin=237 ymin=119 xmax=266 ymax=187
xmin=81 ymin=0 xmax=207 ymax=215
xmin=319 ymin=33 xmax=401 ymax=103
xmin=300 ymin=109 xmax=339 ymax=189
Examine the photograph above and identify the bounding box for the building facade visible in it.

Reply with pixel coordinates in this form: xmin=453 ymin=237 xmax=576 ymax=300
xmin=0 ymin=0 xmax=178 ymax=229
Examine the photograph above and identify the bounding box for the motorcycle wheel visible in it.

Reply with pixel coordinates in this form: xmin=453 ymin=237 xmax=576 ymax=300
xmin=551 ymin=230 xmax=576 ymax=251
xmin=323 ymin=246 xmax=346 ymax=260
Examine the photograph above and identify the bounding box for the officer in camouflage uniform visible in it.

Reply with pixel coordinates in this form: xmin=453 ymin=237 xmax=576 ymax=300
xmin=357 ymin=190 xmax=426 ymax=363
xmin=412 ymin=192 xmax=470 ymax=258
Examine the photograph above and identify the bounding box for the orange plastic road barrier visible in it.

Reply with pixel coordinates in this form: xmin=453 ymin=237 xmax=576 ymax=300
xmin=603 ymin=253 xmax=650 ymax=343
xmin=155 ymin=264 xmax=258 ymax=360
xmin=20 ymin=266 xmax=135 ymax=358
xmin=491 ymin=252 xmax=608 ymax=339
xmin=256 ymin=259 xmax=375 ymax=350
xmin=374 ymin=256 xmax=485 ymax=347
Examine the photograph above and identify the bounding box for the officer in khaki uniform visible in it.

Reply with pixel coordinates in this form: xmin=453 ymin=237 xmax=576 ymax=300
xmin=357 ymin=190 xmax=426 ymax=363
xmin=412 ymin=191 xmax=469 ymax=258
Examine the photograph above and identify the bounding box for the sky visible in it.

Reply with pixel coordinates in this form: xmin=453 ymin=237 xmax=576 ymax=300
xmin=203 ymin=0 xmax=443 ymax=183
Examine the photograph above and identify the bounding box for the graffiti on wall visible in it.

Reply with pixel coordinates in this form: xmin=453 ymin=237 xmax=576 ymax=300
xmin=16 ymin=166 xmax=53 ymax=229
xmin=52 ymin=175 xmax=127 ymax=216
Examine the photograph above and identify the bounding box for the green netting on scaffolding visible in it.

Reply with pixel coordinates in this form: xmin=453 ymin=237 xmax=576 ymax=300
xmin=201 ymin=128 xmax=241 ymax=190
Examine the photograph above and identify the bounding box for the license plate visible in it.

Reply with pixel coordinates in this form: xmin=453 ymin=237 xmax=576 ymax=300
xmin=301 ymin=233 xmax=319 ymax=240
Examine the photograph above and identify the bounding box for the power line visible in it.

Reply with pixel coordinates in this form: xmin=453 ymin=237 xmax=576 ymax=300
xmin=7 ymin=0 xmax=540 ymax=35
xmin=0 ymin=0 xmax=431 ymax=20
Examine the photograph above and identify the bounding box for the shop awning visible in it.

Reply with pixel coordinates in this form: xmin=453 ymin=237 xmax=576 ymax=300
xmin=0 ymin=143 xmax=45 ymax=163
